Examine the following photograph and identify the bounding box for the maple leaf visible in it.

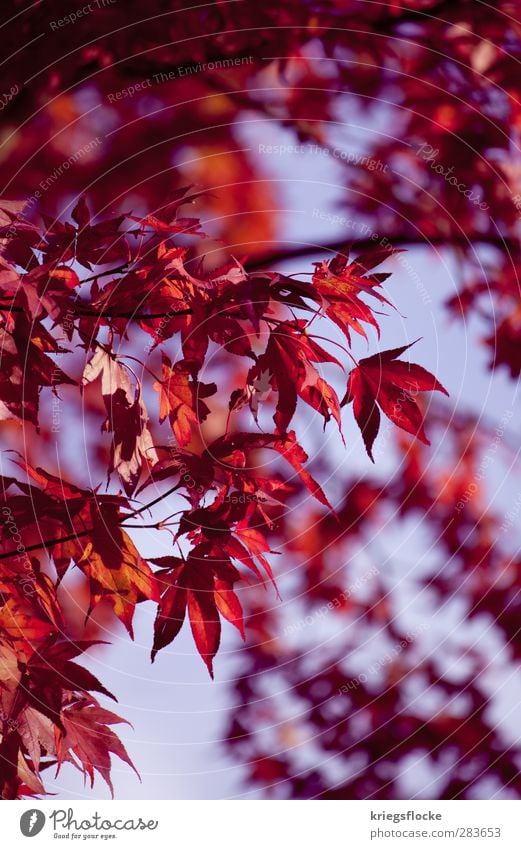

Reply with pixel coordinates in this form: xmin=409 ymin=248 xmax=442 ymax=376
xmin=208 ymin=432 xmax=334 ymax=510
xmin=0 ymin=638 xmax=128 ymax=798
xmin=58 ymin=698 xmax=139 ymax=797
xmin=75 ymin=509 xmax=159 ymax=638
xmin=154 ymin=354 xmax=216 ymax=447
xmin=137 ymin=449 xmax=213 ymax=508
xmin=250 ymin=321 xmax=342 ymax=434
xmin=0 ymin=559 xmax=63 ymax=639
xmin=0 ymin=199 xmax=40 ymax=268
xmin=17 ymin=707 xmax=56 ymax=773
xmin=214 ymin=580 xmax=245 ymax=638
xmin=0 ymin=583 xmax=58 ymax=650
xmin=231 ymin=521 xmax=278 ymax=591
xmin=151 ymin=547 xmax=245 ymax=676
xmin=268 ymin=247 xmax=395 ymax=345
xmin=229 ymin=368 xmax=272 ymax=424
xmin=151 ymin=558 xmax=187 ymax=663
xmin=217 ymin=271 xmax=270 ymax=334
xmin=9 ymin=261 xmax=79 ymax=332
xmin=14 ymin=748 xmax=46 ymax=797
xmin=83 ymin=347 xmax=158 ymax=494
xmin=151 ymin=551 xmax=223 ymax=676
xmin=7 ymin=458 xmax=88 ymax=503
xmin=185 ymin=566 xmax=221 ymax=679
xmin=342 ymin=342 xmax=448 ymax=460
xmin=0 ymin=642 xmax=20 ymax=695
xmin=42 ymin=488 xmax=159 ymax=635
xmin=22 ymin=640 xmax=116 ymax=728
xmin=0 ymin=313 xmax=74 ymax=425
xmin=128 ymin=186 xmax=207 ymax=237
xmin=42 ymin=199 xmax=126 ymax=269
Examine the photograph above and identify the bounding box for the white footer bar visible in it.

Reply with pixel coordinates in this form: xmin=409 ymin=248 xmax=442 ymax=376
xmin=1 ymin=799 xmax=519 ymax=848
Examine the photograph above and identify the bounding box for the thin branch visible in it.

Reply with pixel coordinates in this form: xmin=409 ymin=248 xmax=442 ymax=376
xmin=245 ymin=234 xmax=520 ymax=271
xmin=122 ymin=485 xmax=181 ymax=520
xmin=0 ymin=528 xmax=91 ymax=561
xmin=77 ymin=307 xmax=193 ymax=319
xmin=0 ymin=485 xmax=184 ymax=562
xmin=80 ymin=263 xmax=130 ymax=283
xmin=0 ymin=304 xmax=193 ymax=320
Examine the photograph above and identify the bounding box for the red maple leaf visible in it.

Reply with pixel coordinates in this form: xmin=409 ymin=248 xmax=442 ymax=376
xmin=151 ymin=547 xmax=244 ymax=677
xmin=247 ymin=321 xmax=342 ymax=434
xmin=342 ymin=342 xmax=448 ymax=460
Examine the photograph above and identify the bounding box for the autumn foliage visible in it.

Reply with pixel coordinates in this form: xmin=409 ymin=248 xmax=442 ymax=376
xmin=0 ymin=188 xmax=447 ymax=797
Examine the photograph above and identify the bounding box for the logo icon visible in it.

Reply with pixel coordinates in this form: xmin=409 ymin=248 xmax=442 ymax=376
xmin=20 ymin=809 xmax=46 ymax=837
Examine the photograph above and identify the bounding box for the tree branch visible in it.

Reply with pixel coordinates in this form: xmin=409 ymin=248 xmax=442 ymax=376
xmin=245 ymin=234 xmax=520 ymax=271
xmin=0 ymin=486 xmax=183 ymax=562
xmin=0 ymin=304 xmax=193 ymax=320
xmin=0 ymin=528 xmax=91 ymax=561
xmin=77 ymin=307 xmax=193 ymax=319
xmin=80 ymin=264 xmax=129 ymax=283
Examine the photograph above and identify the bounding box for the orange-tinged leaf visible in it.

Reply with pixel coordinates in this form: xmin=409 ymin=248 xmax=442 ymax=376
xmin=154 ymin=354 xmax=215 ymax=447
xmin=76 ymin=514 xmax=159 ymax=638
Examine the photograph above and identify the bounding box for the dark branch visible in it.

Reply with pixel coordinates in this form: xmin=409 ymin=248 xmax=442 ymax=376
xmin=245 ymin=234 xmax=520 ymax=271
xmin=0 ymin=486 xmax=183 ymax=562
xmin=0 ymin=528 xmax=91 ymax=561
xmin=77 ymin=307 xmax=193 ymax=320
xmin=0 ymin=304 xmax=193 ymax=320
